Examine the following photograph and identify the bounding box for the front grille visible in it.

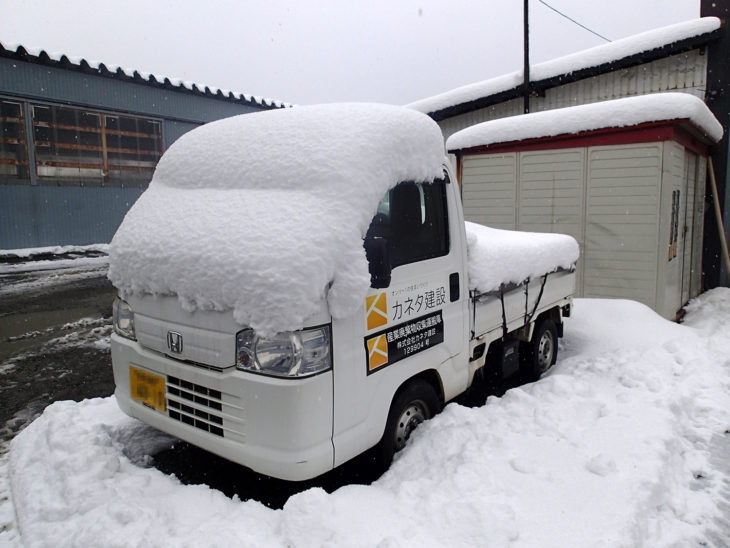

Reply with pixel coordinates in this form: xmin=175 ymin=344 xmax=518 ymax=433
xmin=164 ymin=354 xmax=230 ymax=373
xmin=166 ymin=375 xmax=224 ymax=437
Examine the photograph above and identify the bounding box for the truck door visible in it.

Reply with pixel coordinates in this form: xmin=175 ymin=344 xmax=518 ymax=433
xmin=331 ymin=174 xmax=469 ymax=467
xmin=362 ymin=175 xmax=467 ymax=384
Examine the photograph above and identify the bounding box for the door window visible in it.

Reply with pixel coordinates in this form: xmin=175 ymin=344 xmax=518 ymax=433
xmin=366 ymin=178 xmax=449 ymax=268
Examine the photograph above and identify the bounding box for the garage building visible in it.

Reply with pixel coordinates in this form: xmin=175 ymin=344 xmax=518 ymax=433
xmin=447 ymin=94 xmax=722 ymax=319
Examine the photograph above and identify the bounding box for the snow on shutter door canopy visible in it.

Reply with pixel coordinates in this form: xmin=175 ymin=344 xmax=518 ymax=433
xmin=461 ymin=153 xmax=517 ymax=230
xmin=517 ymin=148 xmax=586 ymax=295
xmin=584 ymin=143 xmax=662 ymax=308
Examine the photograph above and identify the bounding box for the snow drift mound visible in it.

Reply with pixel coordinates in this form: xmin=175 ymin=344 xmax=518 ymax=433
xmin=7 ymin=291 xmax=730 ymax=547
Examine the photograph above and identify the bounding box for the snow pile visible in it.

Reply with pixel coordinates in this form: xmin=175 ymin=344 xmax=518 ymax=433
xmin=0 ymin=256 xmax=109 ymax=297
xmin=465 ymin=221 xmax=579 ymax=292
xmin=0 ymin=243 xmax=109 ymax=259
xmin=447 ymin=93 xmax=723 ymax=151
xmin=407 ymin=17 xmax=720 ymax=115
xmin=0 ymin=452 xmax=16 ymax=546
xmin=108 ymin=104 xmax=446 ymax=336
xmin=7 ymin=290 xmax=730 ymax=547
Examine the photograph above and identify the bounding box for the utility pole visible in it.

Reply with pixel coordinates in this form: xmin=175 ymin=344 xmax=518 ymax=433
xmin=523 ymin=0 xmax=530 ymax=114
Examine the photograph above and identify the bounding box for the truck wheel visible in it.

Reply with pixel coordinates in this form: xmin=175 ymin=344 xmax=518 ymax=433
xmin=376 ymin=380 xmax=439 ymax=469
xmin=521 ymin=319 xmax=558 ymax=382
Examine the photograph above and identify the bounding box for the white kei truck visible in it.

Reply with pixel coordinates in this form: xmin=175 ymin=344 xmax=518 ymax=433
xmin=109 ymin=104 xmax=578 ymax=481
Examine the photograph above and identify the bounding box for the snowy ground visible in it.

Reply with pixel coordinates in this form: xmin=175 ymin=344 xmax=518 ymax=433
xmin=0 ymin=243 xmax=109 ymax=261
xmin=1 ymin=290 xmax=729 ymax=547
xmin=0 ymin=254 xmax=115 ymax=439
xmin=0 ymin=256 xmax=109 ymax=298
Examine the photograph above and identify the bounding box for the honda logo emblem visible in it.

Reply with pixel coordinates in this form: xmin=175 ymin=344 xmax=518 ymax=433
xmin=167 ymin=331 xmax=183 ymax=354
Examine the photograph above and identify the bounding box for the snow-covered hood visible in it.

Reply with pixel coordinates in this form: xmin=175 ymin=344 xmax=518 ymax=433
xmin=108 ymin=103 xmax=446 ymax=336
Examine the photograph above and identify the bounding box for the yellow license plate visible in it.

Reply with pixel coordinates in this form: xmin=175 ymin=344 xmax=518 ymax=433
xmin=130 ymin=366 xmax=166 ymax=412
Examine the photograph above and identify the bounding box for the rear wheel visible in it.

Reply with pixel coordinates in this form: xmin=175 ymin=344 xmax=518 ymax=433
xmin=521 ymin=319 xmax=558 ymax=382
xmin=376 ymin=379 xmax=439 ymax=469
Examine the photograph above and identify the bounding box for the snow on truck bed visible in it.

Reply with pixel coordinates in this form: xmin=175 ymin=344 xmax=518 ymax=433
xmin=108 ymin=104 xmax=577 ymax=335
xmin=465 ymin=222 xmax=578 ymax=293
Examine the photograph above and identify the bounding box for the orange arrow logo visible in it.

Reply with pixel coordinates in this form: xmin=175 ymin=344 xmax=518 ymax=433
xmin=366 ymin=293 xmax=388 ymax=331
xmin=367 ymin=335 xmax=388 ymax=371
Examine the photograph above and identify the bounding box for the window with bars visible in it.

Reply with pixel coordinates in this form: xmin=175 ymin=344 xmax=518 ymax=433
xmin=31 ymin=104 xmax=162 ymax=184
xmin=0 ymin=100 xmax=30 ymax=181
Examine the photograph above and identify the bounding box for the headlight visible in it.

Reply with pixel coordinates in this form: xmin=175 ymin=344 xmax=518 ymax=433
xmin=236 ymin=325 xmax=331 ymax=378
xmin=113 ymin=297 xmax=136 ymax=340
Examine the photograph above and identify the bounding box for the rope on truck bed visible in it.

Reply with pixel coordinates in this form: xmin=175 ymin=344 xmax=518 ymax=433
xmin=524 ymin=274 xmax=549 ymax=327
xmin=498 ymin=272 xmax=549 ymax=342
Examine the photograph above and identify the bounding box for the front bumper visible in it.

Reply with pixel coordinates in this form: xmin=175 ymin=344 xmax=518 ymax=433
xmin=111 ymin=333 xmax=334 ymax=481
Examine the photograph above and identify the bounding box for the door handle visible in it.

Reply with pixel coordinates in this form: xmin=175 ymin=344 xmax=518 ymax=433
xmin=449 ymin=272 xmax=460 ymax=302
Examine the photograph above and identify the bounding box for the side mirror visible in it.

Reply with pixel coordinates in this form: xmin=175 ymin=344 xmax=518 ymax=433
xmin=364 ymin=236 xmax=391 ymax=289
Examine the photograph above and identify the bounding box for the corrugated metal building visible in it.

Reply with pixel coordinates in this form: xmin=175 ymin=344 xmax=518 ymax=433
xmin=409 ymin=13 xmax=730 ymax=290
xmin=0 ymin=43 xmax=289 ymax=249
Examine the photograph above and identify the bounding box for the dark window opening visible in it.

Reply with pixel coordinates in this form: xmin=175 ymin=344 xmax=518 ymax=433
xmin=0 ymin=100 xmax=30 ymax=181
xmin=366 ymin=178 xmax=450 ymax=269
xmin=30 ymin=104 xmax=162 ymax=185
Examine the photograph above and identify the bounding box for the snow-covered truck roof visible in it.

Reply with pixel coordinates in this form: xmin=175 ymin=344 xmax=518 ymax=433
xmin=407 ymin=17 xmax=721 ymax=119
xmin=446 ymin=93 xmax=723 ymax=152
xmin=109 ymin=103 xmax=446 ymax=335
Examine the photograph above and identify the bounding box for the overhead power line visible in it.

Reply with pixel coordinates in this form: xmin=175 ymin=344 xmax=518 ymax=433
xmin=538 ymin=0 xmax=611 ymax=42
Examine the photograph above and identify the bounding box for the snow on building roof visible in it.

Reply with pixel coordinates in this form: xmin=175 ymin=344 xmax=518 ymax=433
xmin=408 ymin=17 xmax=721 ymax=120
xmin=446 ymin=93 xmax=723 ymax=152
xmin=108 ymin=103 xmax=447 ymax=336
xmin=0 ymin=41 xmax=292 ymax=109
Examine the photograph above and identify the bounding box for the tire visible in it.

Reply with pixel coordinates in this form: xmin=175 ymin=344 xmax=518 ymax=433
xmin=521 ymin=318 xmax=558 ymax=382
xmin=375 ymin=379 xmax=440 ymax=470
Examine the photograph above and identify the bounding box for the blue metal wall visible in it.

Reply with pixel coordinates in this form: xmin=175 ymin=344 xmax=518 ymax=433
xmin=0 ymin=184 xmax=144 ymax=249
xmin=0 ymin=56 xmax=276 ymax=249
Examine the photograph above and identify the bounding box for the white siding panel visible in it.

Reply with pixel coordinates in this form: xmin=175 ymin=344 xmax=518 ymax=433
xmin=440 ymin=99 xmax=523 ymax=141
xmin=584 ymin=144 xmax=662 ymax=307
xmin=456 ymin=138 xmax=702 ymax=319
xmin=517 ymin=150 xmax=583 ymax=234
xmin=517 ymin=149 xmax=585 ymax=292
xmin=461 ymin=154 xmax=517 ymax=229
